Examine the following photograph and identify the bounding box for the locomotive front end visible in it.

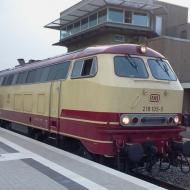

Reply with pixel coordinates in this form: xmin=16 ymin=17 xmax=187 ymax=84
xmin=98 ymin=45 xmax=189 ymax=172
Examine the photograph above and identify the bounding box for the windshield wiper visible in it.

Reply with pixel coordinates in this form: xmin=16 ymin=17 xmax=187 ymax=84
xmin=156 ymin=59 xmax=171 ymax=79
xmin=125 ymin=56 xmax=138 ymax=71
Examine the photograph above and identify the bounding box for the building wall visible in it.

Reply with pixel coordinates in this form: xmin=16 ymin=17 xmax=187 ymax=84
xmin=148 ymin=36 xmax=190 ymax=83
xmin=67 ymin=31 xmax=147 ymax=52
xmin=156 ymin=1 xmax=188 ymax=37
xmin=67 ymin=32 xmax=117 ymax=52
xmin=177 ymin=23 xmax=190 ymax=39
xmin=183 ymin=89 xmax=190 ymax=113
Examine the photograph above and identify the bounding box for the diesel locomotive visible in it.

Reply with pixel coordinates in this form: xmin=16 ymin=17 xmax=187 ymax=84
xmin=0 ymin=44 xmax=189 ymax=172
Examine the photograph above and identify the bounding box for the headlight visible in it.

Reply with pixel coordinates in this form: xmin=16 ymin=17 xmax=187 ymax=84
xmin=174 ymin=115 xmax=181 ymax=125
xmin=140 ymin=45 xmax=147 ymax=54
xmin=137 ymin=45 xmax=147 ymax=54
xmin=120 ymin=114 xmax=130 ymax=126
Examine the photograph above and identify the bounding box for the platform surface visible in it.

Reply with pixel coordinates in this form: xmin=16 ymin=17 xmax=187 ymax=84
xmin=0 ymin=128 xmax=165 ymax=190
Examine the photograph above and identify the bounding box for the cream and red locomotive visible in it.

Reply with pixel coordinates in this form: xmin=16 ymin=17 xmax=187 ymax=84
xmin=0 ymin=44 xmax=189 ymax=171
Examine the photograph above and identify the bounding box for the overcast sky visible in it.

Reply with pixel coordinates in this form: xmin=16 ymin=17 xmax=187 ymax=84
xmin=0 ymin=0 xmax=190 ymax=70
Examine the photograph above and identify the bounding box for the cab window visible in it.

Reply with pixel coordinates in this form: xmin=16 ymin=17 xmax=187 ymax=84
xmin=114 ymin=56 xmax=148 ymax=78
xmin=71 ymin=58 xmax=97 ymax=79
xmin=148 ymin=59 xmax=177 ymax=81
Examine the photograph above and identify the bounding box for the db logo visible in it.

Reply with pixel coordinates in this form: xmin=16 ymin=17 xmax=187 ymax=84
xmin=150 ymin=94 xmax=160 ymax=102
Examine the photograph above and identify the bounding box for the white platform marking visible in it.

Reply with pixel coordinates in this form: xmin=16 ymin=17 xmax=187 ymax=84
xmin=42 ymin=144 xmax=166 ymax=190
xmin=0 ymin=128 xmax=166 ymax=190
xmin=0 ymin=136 xmax=108 ymax=190
xmin=0 ymin=153 xmax=29 ymax=161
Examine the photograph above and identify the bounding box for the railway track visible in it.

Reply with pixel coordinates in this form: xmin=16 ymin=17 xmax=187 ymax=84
xmin=131 ymin=171 xmax=187 ymax=190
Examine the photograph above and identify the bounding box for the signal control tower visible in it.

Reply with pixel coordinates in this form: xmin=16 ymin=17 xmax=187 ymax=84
xmin=45 ymin=0 xmax=167 ymax=52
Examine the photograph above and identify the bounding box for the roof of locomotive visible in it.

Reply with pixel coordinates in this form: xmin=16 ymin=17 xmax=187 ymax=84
xmin=0 ymin=44 xmax=165 ymax=76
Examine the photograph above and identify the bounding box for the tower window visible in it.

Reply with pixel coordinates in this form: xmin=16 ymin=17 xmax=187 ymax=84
xmin=181 ymin=30 xmax=188 ymax=39
xmin=133 ymin=12 xmax=149 ymax=27
xmin=125 ymin=11 xmax=132 ymax=24
xmin=98 ymin=9 xmax=107 ymax=24
xmin=108 ymin=8 xmax=124 ymax=23
xmin=81 ymin=17 xmax=88 ymax=31
xmin=89 ymin=13 xmax=97 ymax=28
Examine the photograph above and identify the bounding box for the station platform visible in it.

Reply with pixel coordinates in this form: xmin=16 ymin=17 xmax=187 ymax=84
xmin=0 ymin=127 xmax=165 ymax=190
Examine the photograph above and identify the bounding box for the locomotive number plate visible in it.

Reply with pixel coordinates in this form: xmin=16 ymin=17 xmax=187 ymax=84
xmin=150 ymin=94 xmax=160 ymax=103
xmin=142 ymin=106 xmax=164 ymax=112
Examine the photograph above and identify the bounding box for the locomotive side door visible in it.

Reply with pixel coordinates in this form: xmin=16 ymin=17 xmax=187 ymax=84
xmin=49 ymin=80 xmax=61 ymax=134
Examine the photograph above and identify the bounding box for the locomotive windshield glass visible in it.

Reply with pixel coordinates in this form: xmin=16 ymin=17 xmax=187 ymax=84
xmin=114 ymin=56 xmax=148 ymax=78
xmin=148 ymin=59 xmax=177 ymax=81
